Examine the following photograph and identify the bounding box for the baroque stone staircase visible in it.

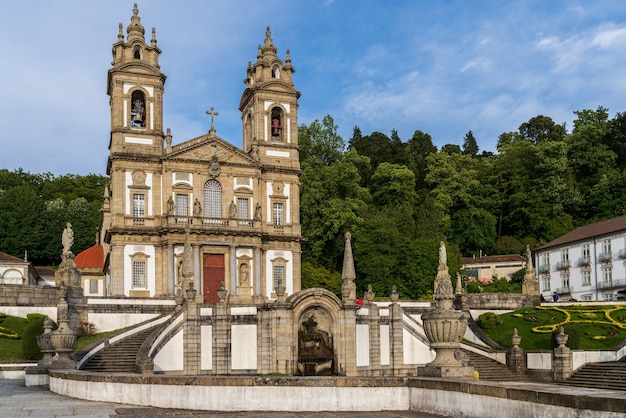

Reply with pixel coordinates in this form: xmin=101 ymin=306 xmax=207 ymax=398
xmin=564 ymin=358 xmax=626 ymax=391
xmin=462 ymin=349 xmax=528 ymax=381
xmin=80 ymin=327 xmax=155 ymax=373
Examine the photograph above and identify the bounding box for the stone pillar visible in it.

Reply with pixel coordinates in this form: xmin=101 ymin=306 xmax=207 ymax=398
xmin=339 ymin=306 xmax=358 ymax=376
xmin=270 ymin=299 xmax=294 ymax=375
xmin=389 ymin=301 xmax=404 ymax=376
xmin=167 ymin=244 xmax=175 ymax=294
xmin=213 ymin=286 xmax=231 ymax=374
xmin=110 ymin=243 xmax=125 ymax=296
xmin=183 ymin=298 xmax=200 ymax=374
xmin=367 ymin=302 xmax=381 ymax=376
xmin=254 ymin=247 xmax=262 ymax=299
xmin=193 ymin=245 xmax=201 ymax=301
xmin=507 ymin=328 xmax=525 ymax=374
xmin=230 ymin=245 xmax=237 ymax=296
xmin=552 ymin=326 xmax=573 ymax=382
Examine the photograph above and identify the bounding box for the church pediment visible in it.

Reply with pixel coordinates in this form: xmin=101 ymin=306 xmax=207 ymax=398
xmin=165 ymin=134 xmax=260 ymax=168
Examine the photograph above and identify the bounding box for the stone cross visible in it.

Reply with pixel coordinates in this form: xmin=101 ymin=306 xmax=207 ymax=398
xmin=206 ymin=107 xmax=219 ymax=132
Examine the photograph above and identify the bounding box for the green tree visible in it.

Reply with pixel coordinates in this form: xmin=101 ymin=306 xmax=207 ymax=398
xmin=519 ymin=115 xmax=565 ymax=144
xmin=404 ymin=130 xmax=437 ymax=191
xmin=462 ymin=130 xmax=479 ymax=157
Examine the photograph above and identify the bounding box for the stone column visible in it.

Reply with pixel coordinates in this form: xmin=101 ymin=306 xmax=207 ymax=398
xmin=110 ymin=243 xmax=125 ymax=296
xmin=230 ymin=245 xmax=237 ymax=296
xmin=193 ymin=245 xmax=201 ymax=301
xmin=339 ymin=306 xmax=358 ymax=376
xmin=167 ymin=244 xmax=175 ymax=294
xmin=552 ymin=326 xmax=573 ymax=382
xmin=254 ymin=246 xmax=262 ymax=301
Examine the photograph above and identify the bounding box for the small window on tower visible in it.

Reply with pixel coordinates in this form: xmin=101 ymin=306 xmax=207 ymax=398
xmin=131 ymin=90 xmax=146 ymax=128
xmin=133 ymin=45 xmax=143 ymax=59
xmin=272 ymin=65 xmax=280 ymax=79
xmin=270 ymin=107 xmax=283 ymax=141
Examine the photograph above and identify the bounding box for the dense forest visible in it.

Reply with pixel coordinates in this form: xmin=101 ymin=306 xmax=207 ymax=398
xmin=1 ymin=106 xmax=625 ymax=299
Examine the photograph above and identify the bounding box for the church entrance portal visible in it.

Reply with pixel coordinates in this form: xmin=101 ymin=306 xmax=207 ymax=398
xmin=203 ymin=254 xmax=224 ymax=303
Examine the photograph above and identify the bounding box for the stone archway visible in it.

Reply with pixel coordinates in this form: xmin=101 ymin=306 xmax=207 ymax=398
xmin=287 ymin=288 xmax=343 ymax=376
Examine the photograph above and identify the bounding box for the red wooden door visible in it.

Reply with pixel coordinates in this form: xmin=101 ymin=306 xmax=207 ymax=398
xmin=203 ymin=254 xmax=224 ymax=303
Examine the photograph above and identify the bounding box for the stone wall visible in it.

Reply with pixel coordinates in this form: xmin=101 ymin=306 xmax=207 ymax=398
xmin=0 ymin=284 xmax=58 ymax=307
xmin=460 ymin=293 xmax=539 ymax=311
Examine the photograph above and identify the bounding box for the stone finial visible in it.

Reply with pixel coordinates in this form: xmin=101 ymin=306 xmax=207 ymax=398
xmin=341 ymin=232 xmax=357 ymax=303
xmin=117 ymin=23 xmax=124 ymax=41
xmin=185 ymin=281 xmax=197 ymax=301
xmin=555 ymin=326 xmax=569 ymax=348
xmin=433 ymin=241 xmax=454 ymax=308
xmin=455 ymin=272 xmax=465 ymax=295
xmin=126 ymin=3 xmax=145 ymax=41
xmin=390 ymin=285 xmax=399 ymax=303
xmin=151 ymin=27 xmax=157 ymax=47
xmin=364 ymin=284 xmax=375 ymax=304
xmin=217 ymin=281 xmax=228 ymax=303
xmin=511 ymin=328 xmax=522 ymax=348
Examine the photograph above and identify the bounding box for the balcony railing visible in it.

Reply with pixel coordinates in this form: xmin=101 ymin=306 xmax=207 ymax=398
xmin=555 ymin=286 xmax=572 ymax=295
xmin=598 ymin=252 xmax=613 ymax=263
xmin=538 ymin=264 xmax=551 ymax=274
xmin=577 ymin=256 xmax=591 ymax=267
xmin=556 ymin=260 xmax=571 ymax=270
xmin=597 ymin=278 xmax=626 ymax=290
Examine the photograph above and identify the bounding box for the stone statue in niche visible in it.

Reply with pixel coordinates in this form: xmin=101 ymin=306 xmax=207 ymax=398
xmin=229 ymin=201 xmax=237 ymax=219
xmin=254 ymin=203 xmax=262 ymax=221
xmin=193 ymin=199 xmax=202 ymax=217
xmin=239 ymin=263 xmax=249 ymax=286
xmin=167 ymin=197 xmax=174 ymax=215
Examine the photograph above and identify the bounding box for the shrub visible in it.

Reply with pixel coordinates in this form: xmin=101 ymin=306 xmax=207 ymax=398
xmin=77 ymin=321 xmax=96 ymax=337
xmin=22 ymin=317 xmax=56 ymax=360
xmin=26 ymin=313 xmax=47 ymax=323
xmin=478 ymin=312 xmax=502 ymax=330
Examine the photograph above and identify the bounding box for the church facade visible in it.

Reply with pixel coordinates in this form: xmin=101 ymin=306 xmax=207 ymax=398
xmin=99 ymin=5 xmax=302 ymax=303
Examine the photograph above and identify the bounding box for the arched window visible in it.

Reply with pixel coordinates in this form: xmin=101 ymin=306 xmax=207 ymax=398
xmin=133 ymin=45 xmax=143 ymax=59
xmin=270 ymin=107 xmax=283 ymax=141
xmin=130 ymin=90 xmax=146 ymax=127
xmin=203 ymin=180 xmax=222 ymax=219
xmin=272 ymin=65 xmax=280 ymax=79
xmin=1 ymin=269 xmax=23 ymax=285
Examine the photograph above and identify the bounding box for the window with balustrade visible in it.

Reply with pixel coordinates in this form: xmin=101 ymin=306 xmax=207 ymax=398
xmin=176 ymin=194 xmax=189 ymax=216
xmin=132 ymin=193 xmax=145 ymax=218
xmin=582 ymin=269 xmax=591 ymax=286
xmin=273 ymin=202 xmax=284 ymax=226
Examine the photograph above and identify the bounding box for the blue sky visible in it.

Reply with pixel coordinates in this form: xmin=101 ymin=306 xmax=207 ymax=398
xmin=2 ymin=1 xmax=626 ymax=175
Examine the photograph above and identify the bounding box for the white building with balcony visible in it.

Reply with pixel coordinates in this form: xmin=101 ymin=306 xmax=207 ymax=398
xmin=534 ymin=215 xmax=626 ymax=302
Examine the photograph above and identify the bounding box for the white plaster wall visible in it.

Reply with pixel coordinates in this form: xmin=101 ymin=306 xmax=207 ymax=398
xmin=153 ymin=330 xmax=184 ymax=372
xmin=527 ymin=352 xmax=551 ymax=370
xmin=200 ymin=307 xmax=213 ymax=316
xmin=88 ymin=313 xmax=160 ymax=333
xmin=87 ymin=298 xmax=175 ymax=306
xmin=150 ymin=314 xmax=184 ymax=357
xmin=403 ymin=329 xmax=435 ymax=365
xmin=264 ymin=249 xmax=293 ymax=298
xmin=123 ymin=244 xmax=156 ymax=297
xmin=0 ymin=306 xmax=56 ymax=319
xmin=231 ymin=324 xmax=257 ymax=370
xmin=380 ymin=324 xmax=390 ymax=366
xmin=356 ymin=324 xmax=370 ymax=367
xmin=49 ymin=379 xmax=410 ymax=412
xmin=573 ymin=350 xmax=619 ymax=370
xmin=231 ymin=307 xmax=257 ymax=315
xmin=201 ymin=325 xmax=212 ymax=370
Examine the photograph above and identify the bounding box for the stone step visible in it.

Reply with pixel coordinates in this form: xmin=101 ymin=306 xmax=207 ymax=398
xmin=565 ymin=361 xmax=626 ymax=392
xmin=81 ymin=327 xmax=156 ymax=373
xmin=462 ymin=350 xmax=527 ymax=382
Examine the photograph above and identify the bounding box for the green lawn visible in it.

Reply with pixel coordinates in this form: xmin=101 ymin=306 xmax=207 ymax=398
xmin=478 ymin=306 xmax=626 ymax=350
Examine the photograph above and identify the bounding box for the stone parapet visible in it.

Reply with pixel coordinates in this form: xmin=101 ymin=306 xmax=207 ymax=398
xmin=0 ymin=284 xmax=58 ymax=306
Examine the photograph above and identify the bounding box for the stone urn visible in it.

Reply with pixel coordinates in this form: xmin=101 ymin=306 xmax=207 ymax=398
xmin=185 ymin=281 xmax=197 ymax=301
xmin=36 ymin=318 xmax=55 ymax=367
xmin=421 ymin=308 xmax=469 ymax=368
xmin=217 ymin=281 xmax=229 ymax=303
xmin=511 ymin=328 xmax=522 ymax=348
xmin=555 ymin=326 xmax=569 ymax=347
xmin=50 ymin=313 xmax=77 ymax=369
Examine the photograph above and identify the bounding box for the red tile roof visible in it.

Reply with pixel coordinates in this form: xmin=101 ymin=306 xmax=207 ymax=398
xmin=75 ymin=245 xmax=104 ymax=269
xmin=462 ymin=255 xmax=525 ymax=265
xmin=536 ymin=215 xmax=626 ymax=251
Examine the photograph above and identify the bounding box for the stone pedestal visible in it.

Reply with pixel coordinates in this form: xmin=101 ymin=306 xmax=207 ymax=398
xmin=552 ymin=327 xmax=572 ymax=382
xmin=50 ymin=296 xmax=77 ymax=369
xmin=36 ymin=318 xmax=56 ymax=367
xmin=507 ymin=328 xmax=525 ymax=374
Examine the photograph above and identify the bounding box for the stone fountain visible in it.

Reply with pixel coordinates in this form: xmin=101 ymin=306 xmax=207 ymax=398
xmin=419 ymin=241 xmax=473 ymax=378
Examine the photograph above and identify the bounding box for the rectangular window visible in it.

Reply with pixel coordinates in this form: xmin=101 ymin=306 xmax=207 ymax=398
xmin=133 ymin=194 xmax=145 ymax=218
xmin=133 ymin=261 xmax=147 ymax=288
xmin=603 ymin=266 xmax=612 ymax=283
xmin=561 ymin=249 xmax=569 ymax=261
xmin=582 ymin=244 xmax=590 ymax=259
xmin=603 ymin=239 xmax=612 ymax=255
xmin=582 ymin=269 xmax=591 ymax=285
xmin=273 ymin=265 xmax=285 ymax=288
xmin=542 ymin=277 xmax=550 ymax=291
xmin=561 ymin=273 xmax=570 ymax=289
xmin=273 ymin=202 xmax=284 ymax=226
xmin=237 ymin=197 xmax=249 ymax=219
xmin=176 ymin=194 xmax=189 ymax=216
xmin=89 ymin=279 xmax=98 ymax=294
xmin=541 ymin=254 xmax=549 ymax=267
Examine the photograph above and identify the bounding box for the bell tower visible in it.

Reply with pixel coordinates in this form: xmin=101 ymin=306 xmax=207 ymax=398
xmin=239 ymin=27 xmax=301 ymax=170
xmin=107 ymin=3 xmax=166 ymax=166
